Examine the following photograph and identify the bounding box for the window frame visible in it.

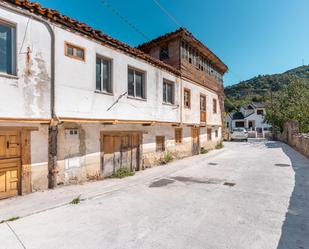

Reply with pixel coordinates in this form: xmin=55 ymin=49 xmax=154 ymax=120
xmin=175 ymin=128 xmax=183 ymax=144
xmin=257 ymin=109 xmax=264 ymax=115
xmin=200 ymin=94 xmax=206 ymax=112
xmin=159 ymin=45 xmax=169 ymax=60
xmin=95 ymin=54 xmax=113 ymax=94
xmin=163 ymin=79 xmax=175 ymax=105
xmin=184 ymin=88 xmax=191 ymax=109
xmin=156 ymin=136 xmax=165 ymax=152
xmin=64 ymin=42 xmax=86 ymax=61
xmin=127 ymin=67 xmax=147 ymax=100
xmin=0 ymin=19 xmax=17 ymax=76
xmin=213 ymin=98 xmax=217 ymax=114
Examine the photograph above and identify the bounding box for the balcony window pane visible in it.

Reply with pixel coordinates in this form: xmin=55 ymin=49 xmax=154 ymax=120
xmin=96 ymin=58 xmax=101 ymax=91
xmin=128 ymin=69 xmax=134 ymax=96
xmin=135 ymin=72 xmax=143 ymax=98
xmin=103 ymin=59 xmax=111 ymax=92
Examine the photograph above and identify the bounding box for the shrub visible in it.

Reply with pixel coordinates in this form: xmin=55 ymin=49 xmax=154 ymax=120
xmin=161 ymin=151 xmax=173 ymax=164
xmin=0 ymin=217 xmax=20 ymax=223
xmin=200 ymin=147 xmax=208 ymax=154
xmin=215 ymin=140 xmax=224 ymax=149
xmin=112 ymin=167 xmax=135 ymax=179
xmin=70 ymin=195 xmax=81 ymax=205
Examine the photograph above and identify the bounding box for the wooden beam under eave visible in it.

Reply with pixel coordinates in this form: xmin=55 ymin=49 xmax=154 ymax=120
xmin=0 ymin=118 xmax=50 ymax=124
xmin=0 ymin=126 xmax=39 ymax=131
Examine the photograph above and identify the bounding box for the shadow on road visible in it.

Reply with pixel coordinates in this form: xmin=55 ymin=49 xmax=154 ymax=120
xmin=266 ymin=141 xmax=309 ymax=249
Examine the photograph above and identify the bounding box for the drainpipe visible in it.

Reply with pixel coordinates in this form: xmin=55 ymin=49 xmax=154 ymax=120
xmin=0 ymin=2 xmax=57 ymax=188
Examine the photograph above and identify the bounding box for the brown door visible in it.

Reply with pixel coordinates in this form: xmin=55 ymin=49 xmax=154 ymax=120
xmin=207 ymin=128 xmax=212 ymax=141
xmin=101 ymin=132 xmax=141 ymax=176
xmin=191 ymin=128 xmax=200 ymax=155
xmin=200 ymin=95 xmax=206 ymax=122
xmin=0 ymin=131 xmax=21 ymax=199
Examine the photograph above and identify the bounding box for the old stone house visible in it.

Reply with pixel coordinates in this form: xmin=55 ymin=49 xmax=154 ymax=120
xmin=0 ymin=0 xmax=228 ymax=199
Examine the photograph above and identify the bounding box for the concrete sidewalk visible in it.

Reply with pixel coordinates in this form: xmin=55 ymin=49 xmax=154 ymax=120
xmin=0 ymin=148 xmax=225 ymax=222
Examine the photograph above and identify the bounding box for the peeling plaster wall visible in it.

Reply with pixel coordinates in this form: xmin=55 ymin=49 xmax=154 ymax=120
xmin=30 ymin=125 xmax=49 ymax=191
xmin=0 ymin=6 xmax=51 ymax=119
xmin=54 ymin=123 xmax=221 ymax=185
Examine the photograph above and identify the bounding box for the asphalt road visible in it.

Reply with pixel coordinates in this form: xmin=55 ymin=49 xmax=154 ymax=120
xmin=1 ymin=141 xmax=309 ymax=249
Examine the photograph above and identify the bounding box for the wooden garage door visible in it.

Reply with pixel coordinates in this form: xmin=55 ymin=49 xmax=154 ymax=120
xmin=101 ymin=132 xmax=141 ymax=176
xmin=192 ymin=127 xmax=200 ymax=155
xmin=0 ymin=131 xmax=21 ymax=200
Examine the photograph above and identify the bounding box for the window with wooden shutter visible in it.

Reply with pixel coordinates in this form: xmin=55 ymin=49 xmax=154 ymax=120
xmin=156 ymin=136 xmax=165 ymax=152
xmin=175 ymin=128 xmax=182 ymax=144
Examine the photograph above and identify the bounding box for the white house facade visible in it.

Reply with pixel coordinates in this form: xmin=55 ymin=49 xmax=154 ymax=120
xmin=0 ymin=0 xmax=228 ymax=199
xmin=226 ymin=103 xmax=272 ymax=134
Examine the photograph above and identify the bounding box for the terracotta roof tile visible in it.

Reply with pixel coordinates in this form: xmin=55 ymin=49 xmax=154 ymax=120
xmin=3 ymin=0 xmax=181 ymax=75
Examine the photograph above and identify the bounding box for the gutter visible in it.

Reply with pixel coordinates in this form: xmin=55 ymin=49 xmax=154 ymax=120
xmin=0 ymin=1 xmax=56 ymax=119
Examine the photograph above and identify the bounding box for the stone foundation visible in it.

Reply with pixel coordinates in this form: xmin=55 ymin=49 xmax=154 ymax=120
xmin=276 ymin=121 xmax=309 ymax=158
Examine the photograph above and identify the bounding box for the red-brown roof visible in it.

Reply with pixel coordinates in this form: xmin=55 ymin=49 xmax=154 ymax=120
xmin=137 ymin=27 xmax=228 ymax=73
xmin=2 ymin=0 xmax=181 ymax=75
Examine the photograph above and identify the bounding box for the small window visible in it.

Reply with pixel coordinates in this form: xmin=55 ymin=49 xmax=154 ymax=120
xmin=200 ymin=95 xmax=206 ymax=111
xmin=213 ymin=99 xmax=217 ymax=114
xmin=163 ymin=80 xmax=175 ymax=104
xmin=0 ymin=21 xmax=16 ymax=75
xmin=215 ymin=130 xmax=219 ymax=138
xmin=184 ymin=88 xmax=191 ymax=109
xmin=156 ymin=136 xmax=165 ymax=152
xmin=175 ymin=128 xmax=182 ymax=144
xmin=128 ymin=68 xmax=146 ymax=99
xmin=159 ymin=45 xmax=169 ymax=60
xmin=65 ymin=128 xmax=79 ymax=136
xmin=65 ymin=42 xmax=85 ymax=61
xmin=257 ymin=109 xmax=264 ymax=115
xmin=96 ymin=56 xmax=112 ymax=93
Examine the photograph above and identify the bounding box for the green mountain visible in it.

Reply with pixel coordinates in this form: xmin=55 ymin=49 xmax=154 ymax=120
xmin=224 ymin=65 xmax=309 ymax=112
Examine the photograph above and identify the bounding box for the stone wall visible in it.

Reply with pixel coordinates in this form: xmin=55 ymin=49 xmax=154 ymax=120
xmin=276 ymin=121 xmax=309 ymax=157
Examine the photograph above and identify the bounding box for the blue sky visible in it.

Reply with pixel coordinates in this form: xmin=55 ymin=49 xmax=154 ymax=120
xmin=39 ymin=0 xmax=309 ymax=86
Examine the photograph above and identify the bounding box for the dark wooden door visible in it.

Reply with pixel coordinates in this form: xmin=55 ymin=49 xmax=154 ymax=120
xmin=101 ymin=132 xmax=141 ymax=176
xmin=191 ymin=128 xmax=200 ymax=155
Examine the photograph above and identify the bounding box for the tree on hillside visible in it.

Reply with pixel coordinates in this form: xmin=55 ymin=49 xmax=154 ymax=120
xmin=266 ymin=79 xmax=309 ymax=133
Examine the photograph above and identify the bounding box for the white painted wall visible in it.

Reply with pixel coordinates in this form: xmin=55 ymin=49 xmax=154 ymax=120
xmin=0 ymin=5 xmax=223 ymax=126
xmin=53 ymin=26 xmax=222 ymax=125
xmin=226 ymin=107 xmax=271 ymax=131
xmin=0 ymin=5 xmax=51 ymax=119
xmin=53 ymin=26 xmax=180 ymax=122
xmin=182 ymin=80 xmax=222 ymax=125
xmin=245 ymin=110 xmax=271 ymax=130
